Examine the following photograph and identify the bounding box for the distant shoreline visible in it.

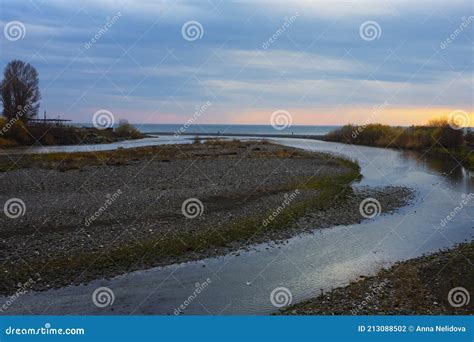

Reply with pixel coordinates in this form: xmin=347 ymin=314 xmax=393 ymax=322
xmin=148 ymin=131 xmax=327 ymax=140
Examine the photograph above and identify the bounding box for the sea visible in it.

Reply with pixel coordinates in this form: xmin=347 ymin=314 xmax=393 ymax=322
xmin=74 ymin=123 xmax=340 ymax=136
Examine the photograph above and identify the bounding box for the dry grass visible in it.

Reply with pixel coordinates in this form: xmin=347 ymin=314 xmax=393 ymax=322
xmin=0 ymin=140 xmax=310 ymax=172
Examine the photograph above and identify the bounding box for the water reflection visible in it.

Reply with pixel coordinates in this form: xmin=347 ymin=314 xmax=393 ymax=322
xmin=400 ymin=150 xmax=473 ymax=191
xmin=0 ymin=135 xmax=192 ymax=155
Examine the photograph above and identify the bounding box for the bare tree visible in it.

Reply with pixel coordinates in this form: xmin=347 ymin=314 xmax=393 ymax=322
xmin=0 ymin=60 xmax=41 ymax=122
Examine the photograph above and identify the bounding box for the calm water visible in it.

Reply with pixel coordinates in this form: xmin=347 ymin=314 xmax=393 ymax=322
xmin=72 ymin=123 xmax=339 ymax=135
xmin=2 ymin=138 xmax=472 ymax=315
xmin=2 ymin=124 xmax=339 ymax=155
xmin=0 ymin=136 xmax=192 ymax=155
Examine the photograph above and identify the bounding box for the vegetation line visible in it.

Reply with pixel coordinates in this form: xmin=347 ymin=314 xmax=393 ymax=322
xmin=325 ymin=120 xmax=474 ymax=170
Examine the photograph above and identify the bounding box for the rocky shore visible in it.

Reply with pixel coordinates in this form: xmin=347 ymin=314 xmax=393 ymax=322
xmin=282 ymin=241 xmax=473 ymax=315
xmin=0 ymin=140 xmax=413 ymax=295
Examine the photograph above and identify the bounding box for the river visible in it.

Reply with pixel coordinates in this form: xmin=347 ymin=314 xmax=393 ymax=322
xmin=1 ymin=137 xmax=473 ymax=315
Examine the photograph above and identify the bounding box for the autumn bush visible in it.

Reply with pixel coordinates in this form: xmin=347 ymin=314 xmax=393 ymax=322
xmin=114 ymin=120 xmax=144 ymax=139
xmin=326 ymin=119 xmax=465 ymax=150
xmin=0 ymin=118 xmax=33 ymax=145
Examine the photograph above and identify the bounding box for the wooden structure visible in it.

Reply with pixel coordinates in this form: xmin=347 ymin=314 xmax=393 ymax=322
xmin=28 ymin=111 xmax=71 ymax=126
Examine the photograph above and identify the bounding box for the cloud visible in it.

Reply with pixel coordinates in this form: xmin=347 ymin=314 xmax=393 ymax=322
xmin=221 ymin=49 xmax=360 ymax=73
xmin=0 ymin=0 xmax=471 ymax=125
xmin=257 ymin=0 xmax=398 ymax=19
xmin=43 ymin=0 xmax=212 ymax=22
xmin=202 ymin=70 xmax=473 ymax=108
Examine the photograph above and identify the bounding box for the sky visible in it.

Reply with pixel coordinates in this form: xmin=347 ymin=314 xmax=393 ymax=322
xmin=0 ymin=0 xmax=473 ymax=126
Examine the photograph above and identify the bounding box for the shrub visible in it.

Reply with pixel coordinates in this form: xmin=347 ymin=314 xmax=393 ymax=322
xmin=327 ymin=120 xmax=465 ymax=150
xmin=114 ymin=120 xmax=144 ymax=139
xmin=428 ymin=118 xmax=464 ymax=149
xmin=0 ymin=137 xmax=17 ymax=147
xmin=326 ymin=124 xmax=400 ymax=147
xmin=0 ymin=117 xmax=33 ymax=145
xmin=465 ymin=130 xmax=474 ymax=147
xmin=40 ymin=133 xmax=56 ymax=145
xmin=4 ymin=120 xmax=33 ymax=145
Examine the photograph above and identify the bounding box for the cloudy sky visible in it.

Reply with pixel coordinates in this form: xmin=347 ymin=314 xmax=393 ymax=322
xmin=0 ymin=0 xmax=472 ymax=126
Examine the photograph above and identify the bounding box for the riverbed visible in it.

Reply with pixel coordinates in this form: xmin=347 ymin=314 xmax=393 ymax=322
xmin=1 ymin=137 xmax=472 ymax=315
